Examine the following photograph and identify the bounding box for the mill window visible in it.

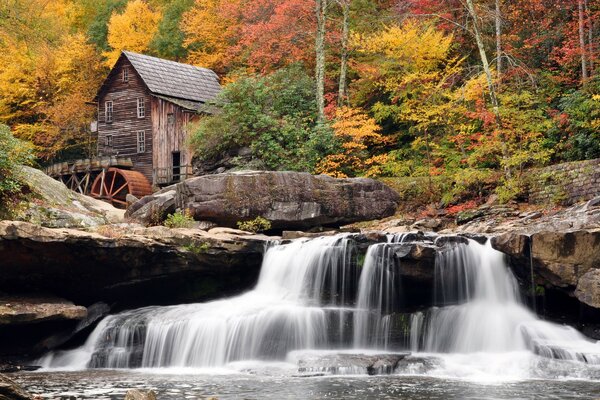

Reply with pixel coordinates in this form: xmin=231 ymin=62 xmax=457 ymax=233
xmin=122 ymin=67 xmax=129 ymax=82
xmin=137 ymin=131 xmax=146 ymax=153
xmin=137 ymin=97 xmax=145 ymax=118
xmin=105 ymin=135 xmax=113 ymax=147
xmin=105 ymin=101 xmax=113 ymax=123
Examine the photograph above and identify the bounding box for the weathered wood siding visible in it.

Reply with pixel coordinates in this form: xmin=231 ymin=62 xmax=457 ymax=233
xmin=151 ymin=98 xmax=195 ymax=184
xmin=97 ymin=58 xmax=154 ymax=182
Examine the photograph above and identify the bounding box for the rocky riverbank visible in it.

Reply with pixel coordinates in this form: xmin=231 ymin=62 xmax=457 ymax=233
xmin=1 ymin=167 xmax=599 ymax=361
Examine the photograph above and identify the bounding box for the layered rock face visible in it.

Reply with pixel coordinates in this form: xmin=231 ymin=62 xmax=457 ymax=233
xmin=127 ymin=171 xmax=401 ymax=230
xmin=491 ymin=229 xmax=600 ymax=323
xmin=0 ymin=221 xmax=267 ymax=307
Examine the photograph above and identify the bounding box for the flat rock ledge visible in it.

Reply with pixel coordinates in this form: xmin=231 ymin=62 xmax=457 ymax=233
xmin=0 ymin=220 xmax=271 ymax=306
xmin=0 ymin=296 xmax=86 ymax=325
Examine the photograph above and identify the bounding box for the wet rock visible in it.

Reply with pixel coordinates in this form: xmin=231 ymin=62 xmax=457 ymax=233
xmin=394 ymin=356 xmax=439 ymax=374
xmin=295 ymin=352 xmax=409 ymax=375
xmin=130 ymin=171 xmax=400 ymax=230
xmin=124 ymin=389 xmax=157 ymax=400
xmin=393 ymin=243 xmax=437 ymax=282
xmin=492 ymin=229 xmax=600 ymax=312
xmin=0 ymin=365 xmax=40 ymax=373
xmin=0 ymin=373 xmax=33 ymax=400
xmin=575 ymin=269 xmax=600 ymax=309
xmin=33 ymin=302 xmax=110 ymax=353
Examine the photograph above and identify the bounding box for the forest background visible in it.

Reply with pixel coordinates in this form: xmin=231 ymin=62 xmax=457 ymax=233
xmin=0 ymin=0 xmax=598 ymax=210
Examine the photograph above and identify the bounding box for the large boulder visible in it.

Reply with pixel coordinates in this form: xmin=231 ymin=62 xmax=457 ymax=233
xmin=575 ymin=269 xmax=600 ymax=309
xmin=15 ymin=166 xmax=124 ymax=228
xmin=128 ymin=171 xmax=400 ymax=230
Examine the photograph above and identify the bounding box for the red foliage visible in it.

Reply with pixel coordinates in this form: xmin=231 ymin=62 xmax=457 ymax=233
xmin=445 ymin=200 xmax=479 ymax=215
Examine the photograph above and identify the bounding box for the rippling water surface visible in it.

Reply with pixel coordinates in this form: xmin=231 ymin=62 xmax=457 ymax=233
xmin=13 ymin=369 xmax=600 ymax=400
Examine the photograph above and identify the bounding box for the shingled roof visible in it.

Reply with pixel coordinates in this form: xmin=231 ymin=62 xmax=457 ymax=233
xmin=123 ymin=51 xmax=221 ymax=103
xmin=95 ymin=51 xmax=221 ymax=108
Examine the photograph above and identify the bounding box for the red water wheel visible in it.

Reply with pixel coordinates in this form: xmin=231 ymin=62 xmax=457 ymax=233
xmin=90 ymin=168 xmax=153 ymax=208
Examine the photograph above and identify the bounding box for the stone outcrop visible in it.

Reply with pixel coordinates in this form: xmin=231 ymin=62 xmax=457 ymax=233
xmin=492 ymin=230 xmax=600 ymax=289
xmin=15 ymin=166 xmax=124 ymax=228
xmin=0 ymin=295 xmax=109 ymax=357
xmin=575 ymin=269 xmax=600 ymax=309
xmin=0 ymin=221 xmax=269 ymax=307
xmin=0 ymin=374 xmax=33 ymax=400
xmin=124 ymin=389 xmax=157 ymax=400
xmin=127 ymin=171 xmax=400 ymax=230
xmin=0 ymin=296 xmax=86 ymax=325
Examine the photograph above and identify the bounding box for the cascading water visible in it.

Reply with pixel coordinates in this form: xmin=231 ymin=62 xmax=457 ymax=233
xmin=410 ymin=238 xmax=600 ymax=364
xmin=41 ymin=232 xmax=600 ymax=379
xmin=42 ymin=235 xmax=358 ymax=369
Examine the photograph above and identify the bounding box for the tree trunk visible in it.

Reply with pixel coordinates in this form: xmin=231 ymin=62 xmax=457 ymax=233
xmin=465 ymin=0 xmax=499 ymax=112
xmin=337 ymin=0 xmax=350 ymax=107
xmin=495 ymin=0 xmax=502 ymax=79
xmin=315 ymin=0 xmax=327 ymax=123
xmin=465 ymin=0 xmax=509 ymax=176
xmin=585 ymin=0 xmax=594 ymax=74
xmin=579 ymin=0 xmax=589 ymax=82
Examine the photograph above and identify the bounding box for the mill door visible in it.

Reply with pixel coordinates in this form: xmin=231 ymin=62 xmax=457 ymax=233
xmin=172 ymin=151 xmax=181 ymax=182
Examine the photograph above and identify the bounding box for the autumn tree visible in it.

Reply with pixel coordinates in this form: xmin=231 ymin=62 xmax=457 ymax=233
xmin=104 ymin=0 xmax=162 ymax=66
xmin=316 ymin=107 xmax=387 ymax=177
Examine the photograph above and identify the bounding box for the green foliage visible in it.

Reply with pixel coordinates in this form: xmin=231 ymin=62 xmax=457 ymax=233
xmin=184 ymin=241 xmax=210 ymax=254
xmin=557 ymin=78 xmax=600 ymax=161
xmin=189 ymin=64 xmax=338 ymax=171
xmin=85 ymin=0 xmax=128 ymax=51
xmin=164 ymin=209 xmax=195 ymax=228
xmin=495 ymin=175 xmax=527 ymax=204
xmin=237 ymin=216 xmax=272 ymax=233
xmin=150 ymin=0 xmax=194 ymax=60
xmin=0 ymin=123 xmax=34 ymax=201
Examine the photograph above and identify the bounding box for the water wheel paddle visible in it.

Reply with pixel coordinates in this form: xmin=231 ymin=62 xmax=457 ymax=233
xmin=90 ymin=168 xmax=152 ymax=208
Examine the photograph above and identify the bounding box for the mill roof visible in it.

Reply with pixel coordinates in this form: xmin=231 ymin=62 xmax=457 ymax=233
xmin=95 ymin=51 xmax=221 ymax=108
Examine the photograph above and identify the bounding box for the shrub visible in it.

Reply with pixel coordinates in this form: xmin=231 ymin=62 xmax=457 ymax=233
xmin=164 ymin=209 xmax=195 ymax=228
xmin=0 ymin=124 xmax=34 ymax=213
xmin=237 ymin=216 xmax=272 ymax=233
xmin=189 ymin=64 xmax=337 ymax=172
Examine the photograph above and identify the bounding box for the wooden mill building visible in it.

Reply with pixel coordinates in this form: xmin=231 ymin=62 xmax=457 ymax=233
xmin=94 ymin=50 xmax=221 ymax=187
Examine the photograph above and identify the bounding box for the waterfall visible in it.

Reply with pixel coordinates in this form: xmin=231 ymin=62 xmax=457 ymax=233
xmin=411 ymin=239 xmax=600 ymax=363
xmin=41 ymin=232 xmax=600 ymax=372
xmin=42 ymin=235 xmax=358 ymax=368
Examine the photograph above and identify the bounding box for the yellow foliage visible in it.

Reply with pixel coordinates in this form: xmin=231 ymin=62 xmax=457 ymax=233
xmin=316 ymin=107 xmax=388 ymax=178
xmin=355 ymin=20 xmax=453 ymax=72
xmin=104 ymin=0 xmax=162 ymax=66
xmin=181 ymin=0 xmax=241 ymax=73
